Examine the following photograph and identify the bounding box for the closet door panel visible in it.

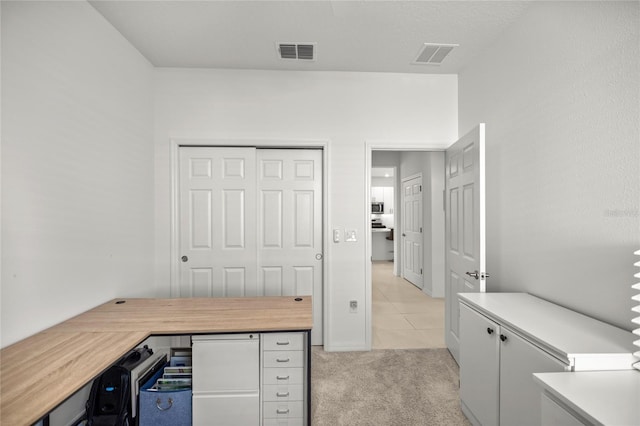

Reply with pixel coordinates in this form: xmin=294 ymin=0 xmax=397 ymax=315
xmin=257 ymin=149 xmax=323 ymax=344
xmin=179 ymin=147 xmax=257 ymax=297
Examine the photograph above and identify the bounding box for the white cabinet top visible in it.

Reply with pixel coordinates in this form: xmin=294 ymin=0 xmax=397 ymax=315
xmin=458 ymin=293 xmax=635 ymax=370
xmin=534 ymin=370 xmax=640 ymax=426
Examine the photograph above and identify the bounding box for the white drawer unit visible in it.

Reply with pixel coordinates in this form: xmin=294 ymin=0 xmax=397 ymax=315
xmin=192 ymin=334 xmax=260 ymax=426
xmin=263 ymin=350 xmax=305 ymax=368
xmin=263 ymin=401 xmax=304 ymax=419
xmin=263 ymin=333 xmax=304 ymax=351
xmin=458 ymin=293 xmax=636 ymax=426
xmin=263 ymin=418 xmax=306 ymax=426
xmin=263 ymin=385 xmax=304 ymax=402
xmin=261 ymin=332 xmax=307 ymax=426
xmin=263 ymin=367 xmax=305 ymax=385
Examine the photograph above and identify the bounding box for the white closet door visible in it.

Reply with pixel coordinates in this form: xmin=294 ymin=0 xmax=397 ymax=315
xmin=179 ymin=147 xmax=257 ymax=297
xmin=179 ymin=147 xmax=323 ymax=345
xmin=257 ymin=149 xmax=323 ymax=345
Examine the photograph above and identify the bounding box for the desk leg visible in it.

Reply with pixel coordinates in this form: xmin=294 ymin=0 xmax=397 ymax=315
xmin=307 ymin=329 xmax=312 ymax=426
xmin=33 ymin=414 xmax=49 ymax=426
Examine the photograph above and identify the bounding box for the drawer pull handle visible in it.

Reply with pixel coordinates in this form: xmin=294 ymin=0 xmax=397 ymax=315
xmin=276 ymin=358 xmax=290 ymax=363
xmin=276 ymin=375 xmax=290 ymax=380
xmin=276 ymin=392 xmax=290 ymax=397
xmin=276 ymin=341 xmax=290 ymax=345
xmin=277 ymin=409 xmax=290 ymax=414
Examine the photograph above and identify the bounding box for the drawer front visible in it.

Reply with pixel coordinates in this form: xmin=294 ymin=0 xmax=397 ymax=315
xmin=263 ymin=333 xmax=304 ymax=351
xmin=192 ymin=394 xmax=259 ymax=426
xmin=263 ymin=351 xmax=304 ymax=368
xmin=263 ymin=418 xmax=303 ymax=426
xmin=263 ymin=401 xmax=304 ymax=419
xmin=192 ymin=338 xmax=259 ymax=392
xmin=263 ymin=384 xmax=304 ymax=402
xmin=263 ymin=368 xmax=304 ymax=385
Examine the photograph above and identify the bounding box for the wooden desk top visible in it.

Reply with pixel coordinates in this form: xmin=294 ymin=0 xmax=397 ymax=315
xmin=0 ymin=296 xmax=312 ymax=425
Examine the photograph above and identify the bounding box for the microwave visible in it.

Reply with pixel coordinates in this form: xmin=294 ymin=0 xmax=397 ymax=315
xmin=371 ymin=202 xmax=384 ymax=214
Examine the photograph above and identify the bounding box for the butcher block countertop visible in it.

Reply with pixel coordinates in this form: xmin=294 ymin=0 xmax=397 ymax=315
xmin=0 ymin=296 xmax=312 ymax=426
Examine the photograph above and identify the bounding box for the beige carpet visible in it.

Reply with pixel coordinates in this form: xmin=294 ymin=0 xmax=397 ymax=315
xmin=311 ymin=347 xmax=471 ymax=426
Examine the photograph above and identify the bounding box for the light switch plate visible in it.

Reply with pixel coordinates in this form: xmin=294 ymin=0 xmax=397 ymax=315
xmin=333 ymin=229 xmax=341 ymax=243
xmin=345 ymin=229 xmax=357 ymax=242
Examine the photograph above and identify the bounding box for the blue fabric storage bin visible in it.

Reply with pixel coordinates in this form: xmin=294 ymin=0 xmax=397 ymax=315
xmin=139 ymin=364 xmax=192 ymax=426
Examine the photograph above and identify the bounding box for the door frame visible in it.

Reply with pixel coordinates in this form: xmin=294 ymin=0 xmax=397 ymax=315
xmin=170 ymin=138 xmax=330 ymax=345
xmin=365 ymin=140 xmax=450 ymax=350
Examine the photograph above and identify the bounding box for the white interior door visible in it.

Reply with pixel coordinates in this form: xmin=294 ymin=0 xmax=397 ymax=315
xmin=179 ymin=147 xmax=257 ymax=297
xmin=179 ymin=146 xmax=323 ymax=345
xmin=445 ymin=124 xmax=486 ymax=364
xmin=257 ymin=149 xmax=323 ymax=344
xmin=401 ymin=175 xmax=423 ymax=289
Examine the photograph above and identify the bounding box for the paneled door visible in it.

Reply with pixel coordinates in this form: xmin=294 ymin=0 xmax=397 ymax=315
xmin=401 ymin=175 xmax=423 ymax=289
xmin=179 ymin=147 xmax=258 ymax=298
xmin=179 ymin=147 xmax=323 ymax=345
xmin=257 ymin=149 xmax=323 ymax=344
xmin=445 ymin=124 xmax=486 ymax=364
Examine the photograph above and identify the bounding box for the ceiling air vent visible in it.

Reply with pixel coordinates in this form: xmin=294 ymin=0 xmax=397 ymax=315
xmin=413 ymin=43 xmax=458 ymax=65
xmin=277 ymin=43 xmax=316 ymax=61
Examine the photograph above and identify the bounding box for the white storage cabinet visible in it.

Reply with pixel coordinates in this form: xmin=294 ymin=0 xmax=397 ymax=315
xmin=192 ymin=334 xmax=260 ymax=426
xmin=460 ymin=304 xmax=565 ymax=426
xmin=458 ymin=293 xmax=635 ymax=426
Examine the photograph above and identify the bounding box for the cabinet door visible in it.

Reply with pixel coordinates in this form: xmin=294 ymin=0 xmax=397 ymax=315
xmin=371 ymin=187 xmax=384 ymax=202
xmin=459 ymin=304 xmax=500 ymax=426
xmin=499 ymin=330 xmax=567 ymax=426
xmin=383 ymin=187 xmax=394 ymax=213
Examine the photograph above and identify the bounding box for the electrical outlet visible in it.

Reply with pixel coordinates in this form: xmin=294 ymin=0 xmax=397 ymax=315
xmin=349 ymin=300 xmax=358 ymax=313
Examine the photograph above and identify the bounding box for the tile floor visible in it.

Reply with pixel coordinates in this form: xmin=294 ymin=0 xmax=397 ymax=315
xmin=372 ymin=261 xmax=446 ymax=349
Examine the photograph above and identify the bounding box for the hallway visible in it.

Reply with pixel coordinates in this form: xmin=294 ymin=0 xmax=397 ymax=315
xmin=372 ymin=261 xmax=446 ymax=349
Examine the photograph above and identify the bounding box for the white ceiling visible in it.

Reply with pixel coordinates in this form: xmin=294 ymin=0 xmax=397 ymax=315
xmin=89 ymin=0 xmax=532 ymax=74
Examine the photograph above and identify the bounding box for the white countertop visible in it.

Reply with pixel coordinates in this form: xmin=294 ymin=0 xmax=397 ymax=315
xmin=458 ymin=293 xmax=636 ymax=369
xmin=372 ymin=228 xmax=391 ymax=232
xmin=534 ymin=370 xmax=640 ymax=426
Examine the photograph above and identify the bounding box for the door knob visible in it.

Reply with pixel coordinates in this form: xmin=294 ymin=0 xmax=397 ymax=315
xmin=181 ymin=256 xmax=188 ymax=262
xmin=466 ymin=271 xmax=480 ymax=279
xmin=466 ymin=271 xmax=490 ymax=280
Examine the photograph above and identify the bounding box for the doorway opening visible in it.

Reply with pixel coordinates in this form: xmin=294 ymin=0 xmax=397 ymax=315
xmin=368 ymin=149 xmax=446 ymax=350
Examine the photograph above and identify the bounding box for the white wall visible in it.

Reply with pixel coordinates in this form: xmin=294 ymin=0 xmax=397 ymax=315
xmin=459 ymin=1 xmax=640 ymax=331
xmin=153 ymin=69 xmax=457 ymax=350
xmin=1 ymin=1 xmax=155 ymax=347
